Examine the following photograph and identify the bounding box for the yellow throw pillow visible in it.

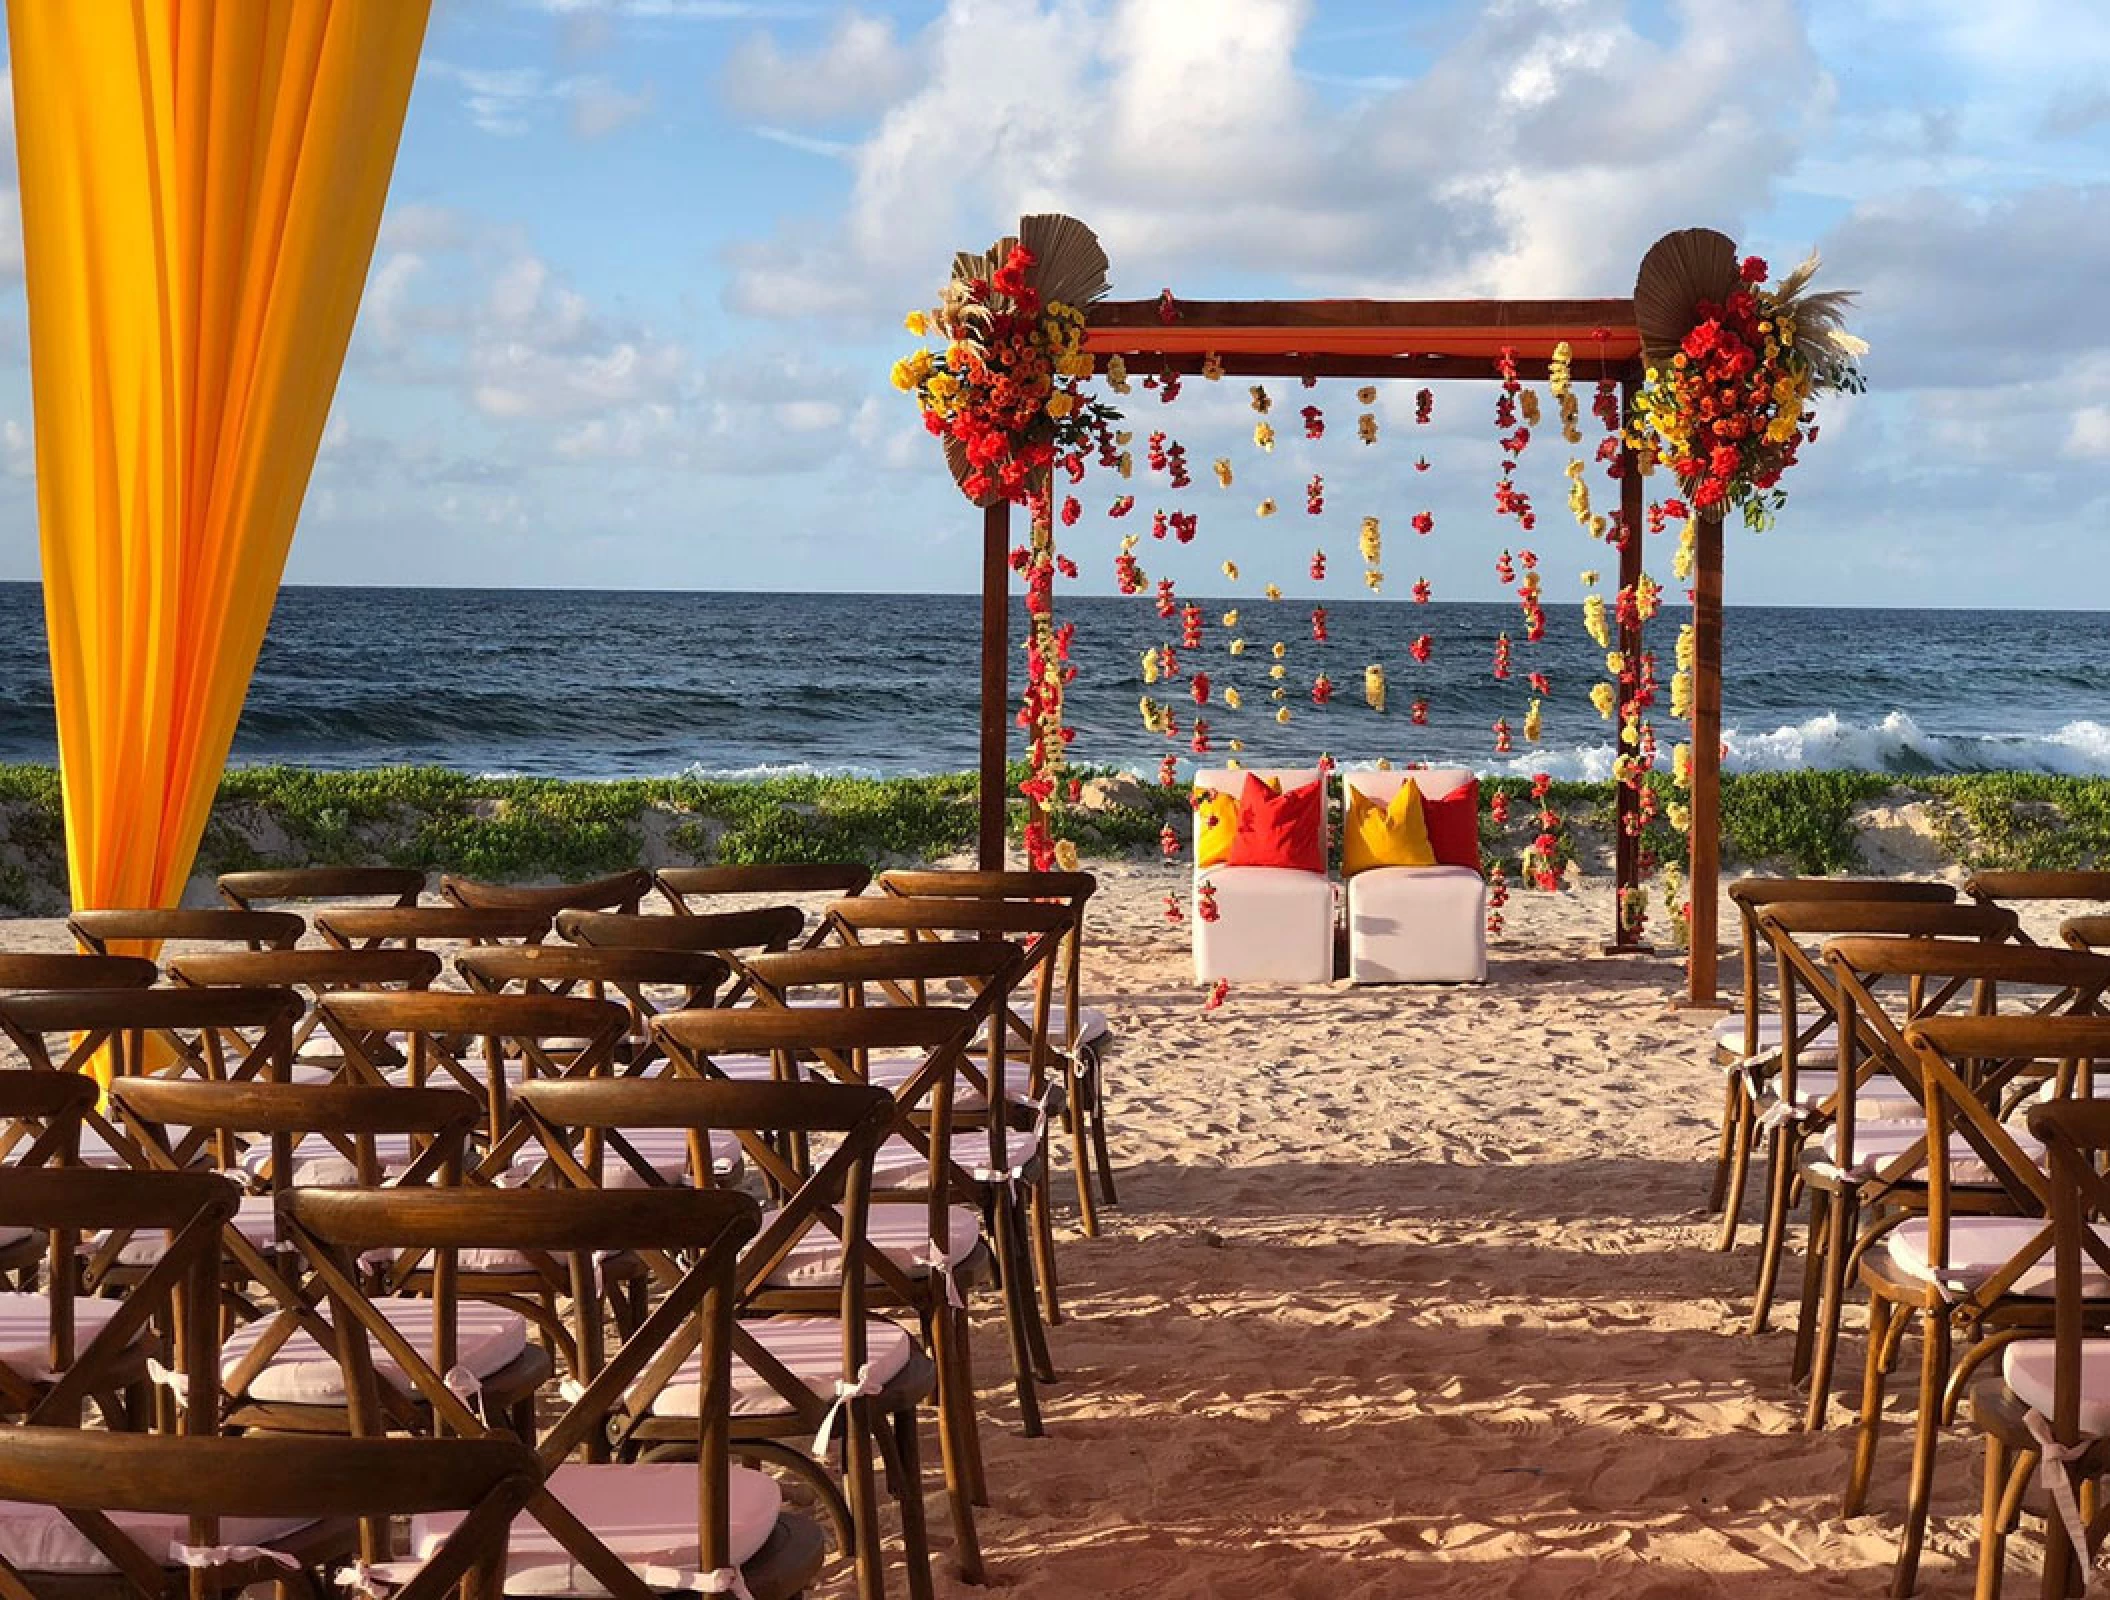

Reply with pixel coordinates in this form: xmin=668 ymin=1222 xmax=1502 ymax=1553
xmin=1193 ymin=788 xmax=1242 ymax=868
xmin=1342 ymin=781 xmax=1437 ymax=876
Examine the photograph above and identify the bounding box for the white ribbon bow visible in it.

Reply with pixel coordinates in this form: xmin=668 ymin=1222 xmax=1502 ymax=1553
xmin=170 ymin=1542 xmax=301 ymax=1573
xmin=1755 ymin=1098 xmax=1812 ymax=1133
xmin=913 ymin=1241 xmax=966 ymax=1309
xmin=812 ymin=1362 xmax=883 ymax=1455
xmin=442 ymin=1363 xmax=489 ymax=1423
xmin=972 ymin=1163 xmax=1029 ymax=1194
xmin=335 ymin=1559 xmax=400 ymax=1597
xmin=2025 ymin=1409 xmax=2101 ymax=1583
xmin=638 ymin=1565 xmax=752 ymax=1600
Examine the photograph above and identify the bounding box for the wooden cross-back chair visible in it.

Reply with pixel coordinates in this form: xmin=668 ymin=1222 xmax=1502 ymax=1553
xmin=647 ymin=1005 xmax=1004 ymax=1558
xmin=877 ymin=868 xmax=1118 ymax=1232
xmin=314 ymin=904 xmax=555 ymax=952
xmin=1737 ymin=902 xmax=2020 ymax=1332
xmin=277 ymin=1184 xmax=828 ymax=1600
xmin=0 ymin=1429 xmax=540 ymax=1600
xmin=558 ymin=906 xmax=806 ymax=1009
xmin=440 ymin=869 xmax=652 ymax=918
xmin=1800 ymin=936 xmax=2110 ymax=1440
xmin=1821 ymin=943 xmax=2110 ymax=1597
xmin=514 ymin=1074 xmax=941 ymax=1598
xmin=1974 ymin=1087 xmax=2110 ymax=1599
xmin=1711 ymin=876 xmax=1958 ymax=1229
xmin=0 ymin=1166 xmax=237 ymax=1432
xmin=813 ymin=895 xmax=1077 ymax=1320
xmin=165 ymin=946 xmax=443 ymax=1078
xmin=66 ymin=908 xmax=304 ymax=957
xmin=740 ymin=938 xmax=1060 ymax=1337
xmin=1842 ymin=1012 xmax=2110 ymax=1599
xmin=103 ymin=1077 xmax=480 ymax=1335
xmin=216 ymin=864 xmax=428 ymax=915
xmin=0 ymin=988 xmax=302 ymax=1171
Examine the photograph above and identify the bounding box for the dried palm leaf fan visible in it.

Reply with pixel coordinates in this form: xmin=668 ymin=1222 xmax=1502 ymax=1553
xmin=1632 ymin=227 xmax=1740 ymax=521
xmin=942 ymin=214 xmax=1111 ymax=507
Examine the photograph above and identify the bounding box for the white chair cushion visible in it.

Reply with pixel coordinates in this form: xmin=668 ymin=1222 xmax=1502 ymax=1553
xmin=636 ymin=1316 xmax=917 ymax=1420
xmin=1345 ymin=864 xmax=1485 ymax=984
xmin=859 ymin=1053 xmax=1034 ymax=1114
xmin=541 ymin=1127 xmax=742 ymax=1190
xmin=240 ymin=1132 xmax=424 ymax=1188
xmin=869 ymin=1127 xmax=1040 ymax=1191
xmin=1814 ymin=1121 xmax=2041 ymax=1186
xmin=0 ymin=1502 xmax=314 ymax=1575
xmin=1885 ymin=1216 xmax=2110 ymax=1300
xmin=99 ymin=1194 xmax=279 ymax=1266
xmin=1773 ymin=1070 xmax=1919 ymax=1122
xmin=764 ymin=1203 xmax=981 ymax=1291
xmin=407 ymin=1461 xmax=779 ymax=1594
xmin=1713 ymin=1014 xmax=1841 ymax=1056
xmin=2002 ymin=1338 xmax=2110 ymax=1438
xmin=0 ymin=1292 xmax=135 ymax=1378
xmin=1192 ymin=866 xmax=1334 ymax=985
xmin=221 ymin=1299 xmax=527 ymax=1406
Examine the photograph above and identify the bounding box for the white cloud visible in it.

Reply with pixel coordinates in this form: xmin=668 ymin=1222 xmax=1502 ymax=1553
xmin=567 ymin=75 xmax=655 ymax=137
xmin=726 ymin=0 xmax=1829 ymax=320
xmin=748 ymin=126 xmax=852 ymax=158
xmin=720 ymin=12 xmax=918 ymax=123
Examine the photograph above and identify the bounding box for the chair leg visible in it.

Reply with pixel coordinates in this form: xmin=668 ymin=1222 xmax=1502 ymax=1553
xmin=1891 ymin=1309 xmax=1951 ymax=1597
xmin=1715 ymin=1087 xmax=1755 ymax=1252
xmin=1066 ymin=1062 xmax=1101 ymax=1238
xmin=1028 ymin=1170 xmax=1063 ymax=1328
xmin=1707 ymin=1071 xmax=1742 ymax=1214
xmin=1085 ymin=1061 xmax=1119 ymax=1210
xmin=844 ymin=1403 xmax=885 ymax=1600
xmin=1975 ymin=1429 xmax=2010 ymax=1600
xmin=1847 ymin=1294 xmax=1901 ymax=1516
xmin=1010 ymin=1200 xmax=1057 ymax=1386
xmin=890 ymin=1403 xmax=936 ymax=1600
xmin=926 ymin=1305 xmax=985 ymax=1582
xmin=1803 ymin=1190 xmax=1856 ymax=1431
xmin=1749 ymin=1123 xmax=1795 ymax=1334
xmin=989 ymin=1195 xmax=1046 ymax=1437
xmin=1791 ymin=1187 xmax=1829 ymax=1387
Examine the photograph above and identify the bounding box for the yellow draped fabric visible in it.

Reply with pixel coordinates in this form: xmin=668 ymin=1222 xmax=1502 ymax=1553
xmin=10 ymin=1 xmax=430 ymax=918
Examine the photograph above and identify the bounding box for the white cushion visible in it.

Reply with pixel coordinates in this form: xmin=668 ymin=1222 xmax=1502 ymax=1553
xmin=1773 ymin=1069 xmax=1919 ymax=1122
xmin=1346 ymin=864 xmax=1486 ymax=984
xmin=538 ymin=1127 xmax=743 ymax=1190
xmin=1713 ymin=1014 xmax=1841 ymax=1055
xmin=2002 ymin=1338 xmax=2110 ymax=1438
xmin=1192 ymin=866 xmax=1334 ymax=985
xmin=240 ymin=1132 xmax=425 ymax=1188
xmin=637 ymin=1316 xmax=917 ymax=1420
xmin=408 ymin=1461 xmax=780 ymax=1594
xmin=764 ymin=1202 xmax=981 ymax=1291
xmin=870 ymin=1127 xmax=1040 ymax=1190
xmin=222 ymin=1299 xmax=528 ymax=1406
xmin=99 ymin=1194 xmax=279 ymax=1266
xmin=1815 ymin=1121 xmax=2041 ymax=1186
xmin=0 ymin=1502 xmax=315 ymax=1575
xmin=0 ymin=1292 xmax=136 ymax=1378
xmin=859 ymin=1052 xmax=1033 ymax=1114
xmin=1885 ymin=1215 xmax=2110 ymax=1299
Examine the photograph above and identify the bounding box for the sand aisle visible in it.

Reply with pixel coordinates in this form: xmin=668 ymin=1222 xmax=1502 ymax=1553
xmin=917 ymin=866 xmax=1986 ymax=1598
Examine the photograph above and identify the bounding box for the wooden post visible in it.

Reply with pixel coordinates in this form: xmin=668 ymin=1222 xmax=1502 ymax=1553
xmin=977 ymin=500 xmax=1010 ymax=870
xmin=1609 ymin=379 xmax=1648 ymax=952
xmin=1687 ymin=513 xmax=1726 ymax=1004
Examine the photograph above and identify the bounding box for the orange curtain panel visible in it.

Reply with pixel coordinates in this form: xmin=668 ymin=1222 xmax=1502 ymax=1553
xmin=9 ymin=1 xmax=430 ymax=916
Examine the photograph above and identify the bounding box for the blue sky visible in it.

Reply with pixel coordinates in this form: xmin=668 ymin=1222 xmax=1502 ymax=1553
xmin=0 ymin=0 xmax=2106 ymax=606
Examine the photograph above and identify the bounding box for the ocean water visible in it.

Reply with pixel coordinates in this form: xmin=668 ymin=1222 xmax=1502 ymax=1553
xmin=0 ymin=582 xmax=2104 ymax=782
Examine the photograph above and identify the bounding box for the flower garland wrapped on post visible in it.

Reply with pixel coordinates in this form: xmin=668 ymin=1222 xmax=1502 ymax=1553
xmin=894 ymin=216 xmax=1118 ymax=869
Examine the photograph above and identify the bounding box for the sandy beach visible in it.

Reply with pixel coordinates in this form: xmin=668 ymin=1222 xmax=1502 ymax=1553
xmin=5 ymin=865 xmax=2075 ymax=1597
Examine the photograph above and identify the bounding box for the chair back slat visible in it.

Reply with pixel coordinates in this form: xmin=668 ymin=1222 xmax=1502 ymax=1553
xmin=441 ymin=869 xmax=651 ymax=916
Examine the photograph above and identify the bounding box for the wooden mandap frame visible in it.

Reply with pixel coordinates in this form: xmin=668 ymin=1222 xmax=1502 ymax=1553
xmin=968 ymin=285 xmax=1732 ymax=1006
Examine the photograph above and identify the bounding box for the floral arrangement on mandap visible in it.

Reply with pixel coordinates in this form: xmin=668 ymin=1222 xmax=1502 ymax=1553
xmin=893 ymin=216 xmax=1118 ymax=870
xmin=1629 ymin=233 xmax=1865 ymax=530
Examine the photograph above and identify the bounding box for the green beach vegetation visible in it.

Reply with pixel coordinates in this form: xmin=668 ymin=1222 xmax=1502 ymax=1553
xmin=0 ymin=762 xmax=2103 ymax=915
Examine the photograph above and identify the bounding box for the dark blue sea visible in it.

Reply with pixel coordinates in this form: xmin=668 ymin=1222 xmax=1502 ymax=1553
xmin=0 ymin=583 xmax=2104 ymax=782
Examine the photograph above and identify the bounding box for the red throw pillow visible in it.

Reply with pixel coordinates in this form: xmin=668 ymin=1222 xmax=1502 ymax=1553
xmin=1419 ymin=778 xmax=1482 ymax=871
xmin=1227 ymin=772 xmax=1325 ymax=873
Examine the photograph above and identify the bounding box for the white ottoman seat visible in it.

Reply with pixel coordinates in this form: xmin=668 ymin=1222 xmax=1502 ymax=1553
xmin=1342 ymin=768 xmax=1488 ymax=985
xmin=1190 ymin=767 xmax=1333 ymax=985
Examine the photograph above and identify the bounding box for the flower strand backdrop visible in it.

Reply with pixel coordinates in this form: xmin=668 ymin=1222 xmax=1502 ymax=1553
xmin=896 ymin=217 xmax=1860 ymax=984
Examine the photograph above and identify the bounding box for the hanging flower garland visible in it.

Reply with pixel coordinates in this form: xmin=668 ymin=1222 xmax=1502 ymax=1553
xmin=896 ymin=216 xmax=1117 ymax=870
